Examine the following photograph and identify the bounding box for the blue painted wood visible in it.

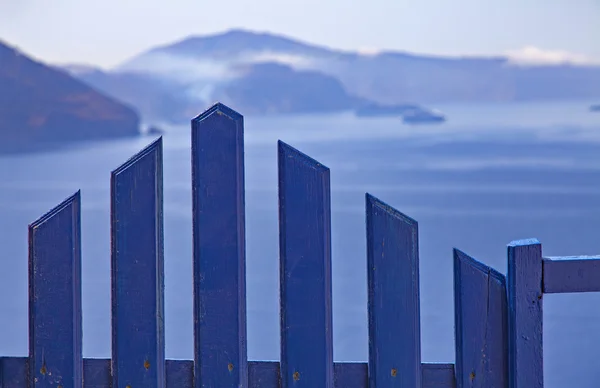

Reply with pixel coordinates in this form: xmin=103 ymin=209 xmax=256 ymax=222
xmin=454 ymin=249 xmax=507 ymax=388
xmin=191 ymin=103 xmax=248 ymax=388
xmin=542 ymin=257 xmax=600 ymax=293
xmin=0 ymin=357 xmax=27 ymax=388
xmin=0 ymin=358 xmax=456 ymax=388
xmin=28 ymin=192 xmax=82 ymax=388
xmin=507 ymin=239 xmax=543 ymax=388
xmin=278 ymin=141 xmax=334 ymax=388
xmin=422 ymin=364 xmax=456 ymax=388
xmin=11 ymin=103 xmax=600 ymax=388
xmin=84 ymin=359 xmax=111 ymax=387
xmin=248 ymin=362 xmax=280 ymax=388
xmin=366 ymin=194 xmax=421 ymax=387
xmin=334 ymin=363 xmax=367 ymax=388
xmin=111 ymin=137 xmax=165 ymax=388
xmin=166 ymin=360 xmax=193 ymax=388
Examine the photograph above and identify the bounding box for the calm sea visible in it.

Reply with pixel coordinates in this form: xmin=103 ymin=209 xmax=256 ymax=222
xmin=1 ymin=101 xmax=600 ymax=386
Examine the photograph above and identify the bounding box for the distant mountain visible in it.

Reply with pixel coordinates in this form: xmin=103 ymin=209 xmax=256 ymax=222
xmin=0 ymin=41 xmax=140 ymax=153
xmin=64 ymin=29 xmax=600 ymax=122
xmin=61 ymin=66 xmax=192 ymax=123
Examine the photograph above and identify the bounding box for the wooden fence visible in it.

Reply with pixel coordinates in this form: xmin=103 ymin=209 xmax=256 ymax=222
xmin=2 ymin=102 xmax=597 ymax=388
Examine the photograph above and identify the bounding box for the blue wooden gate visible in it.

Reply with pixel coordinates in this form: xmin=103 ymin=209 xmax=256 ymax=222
xmin=2 ymin=102 xmax=599 ymax=388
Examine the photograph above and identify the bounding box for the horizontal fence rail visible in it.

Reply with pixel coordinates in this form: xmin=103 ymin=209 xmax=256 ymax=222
xmin=2 ymin=102 xmax=600 ymax=387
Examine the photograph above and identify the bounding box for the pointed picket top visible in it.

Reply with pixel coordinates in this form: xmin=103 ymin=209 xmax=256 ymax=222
xmin=454 ymin=248 xmax=505 ymax=282
xmin=29 ymin=190 xmax=81 ymax=230
xmin=365 ymin=193 xmax=418 ymax=228
xmin=192 ymin=102 xmax=243 ymax=124
xmin=111 ymin=136 xmax=162 ymax=176
xmin=278 ymin=140 xmax=330 ymax=173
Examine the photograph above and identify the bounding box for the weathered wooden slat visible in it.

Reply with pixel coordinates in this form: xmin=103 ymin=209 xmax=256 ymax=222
xmin=28 ymin=192 xmax=82 ymax=388
xmin=422 ymin=364 xmax=456 ymax=388
xmin=0 ymin=358 xmax=456 ymax=387
xmin=366 ymin=194 xmax=421 ymax=387
xmin=507 ymin=239 xmax=543 ymax=388
xmin=230 ymin=361 xmax=457 ymax=388
xmin=83 ymin=359 xmax=110 ymax=387
xmin=454 ymin=249 xmax=507 ymax=388
xmin=191 ymin=103 xmax=248 ymax=387
xmin=111 ymin=138 xmax=165 ymax=388
xmin=166 ymin=360 xmax=193 ymax=388
xmin=542 ymin=257 xmax=600 ymax=293
xmin=278 ymin=141 xmax=334 ymax=388
xmin=334 ymin=363 xmax=367 ymax=388
xmin=248 ymin=362 xmax=280 ymax=388
xmin=0 ymin=357 xmax=28 ymax=387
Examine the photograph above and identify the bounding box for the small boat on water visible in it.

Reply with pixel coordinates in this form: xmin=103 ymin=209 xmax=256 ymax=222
xmin=354 ymin=103 xmax=420 ymax=117
xmin=353 ymin=103 xmax=447 ymax=124
xmin=402 ymin=108 xmax=446 ymax=125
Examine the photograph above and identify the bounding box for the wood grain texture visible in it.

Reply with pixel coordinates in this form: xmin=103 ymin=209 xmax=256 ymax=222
xmin=111 ymin=137 xmax=165 ymax=388
xmin=191 ymin=103 xmax=248 ymax=387
xmin=422 ymin=364 xmax=456 ymax=388
xmin=507 ymin=239 xmax=543 ymax=388
xmin=28 ymin=192 xmax=82 ymax=388
xmin=0 ymin=359 xmax=456 ymax=388
xmin=454 ymin=249 xmax=507 ymax=388
xmin=0 ymin=357 xmax=28 ymax=387
xmin=366 ymin=194 xmax=421 ymax=387
xmin=278 ymin=141 xmax=334 ymax=388
xmin=542 ymin=257 xmax=600 ymax=293
xmin=83 ymin=359 xmax=111 ymax=388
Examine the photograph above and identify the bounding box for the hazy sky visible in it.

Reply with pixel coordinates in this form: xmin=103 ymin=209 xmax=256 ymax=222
xmin=0 ymin=0 xmax=599 ymax=69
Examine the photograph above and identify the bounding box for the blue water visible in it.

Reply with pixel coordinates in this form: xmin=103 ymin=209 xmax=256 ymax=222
xmin=1 ymin=100 xmax=600 ymax=386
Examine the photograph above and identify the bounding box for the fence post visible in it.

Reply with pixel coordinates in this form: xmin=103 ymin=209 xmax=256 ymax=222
xmin=278 ymin=141 xmax=334 ymax=388
xmin=110 ymin=137 xmax=165 ymax=388
xmin=191 ymin=103 xmax=248 ymax=387
xmin=365 ymin=194 xmax=421 ymax=387
xmin=28 ymin=192 xmax=82 ymax=387
xmin=454 ymin=249 xmax=507 ymax=388
xmin=507 ymin=239 xmax=543 ymax=388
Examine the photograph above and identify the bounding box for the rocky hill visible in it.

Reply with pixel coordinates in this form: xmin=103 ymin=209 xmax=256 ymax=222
xmin=0 ymin=41 xmax=140 ymax=153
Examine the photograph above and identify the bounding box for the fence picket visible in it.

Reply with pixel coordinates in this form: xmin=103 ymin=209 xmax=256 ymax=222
xmin=453 ymin=249 xmax=507 ymax=388
xmin=278 ymin=141 xmax=334 ymax=388
xmin=110 ymin=138 xmax=165 ymax=388
xmin=507 ymin=239 xmax=543 ymax=388
xmin=28 ymin=192 xmax=82 ymax=388
xmin=191 ymin=103 xmax=248 ymax=387
xmin=365 ymin=194 xmax=421 ymax=387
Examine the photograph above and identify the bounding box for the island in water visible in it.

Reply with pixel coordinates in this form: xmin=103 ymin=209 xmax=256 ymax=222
xmin=354 ymin=103 xmax=422 ymax=117
xmin=354 ymin=103 xmax=446 ymax=124
xmin=402 ymin=108 xmax=446 ymax=125
xmin=145 ymin=125 xmax=165 ymax=135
